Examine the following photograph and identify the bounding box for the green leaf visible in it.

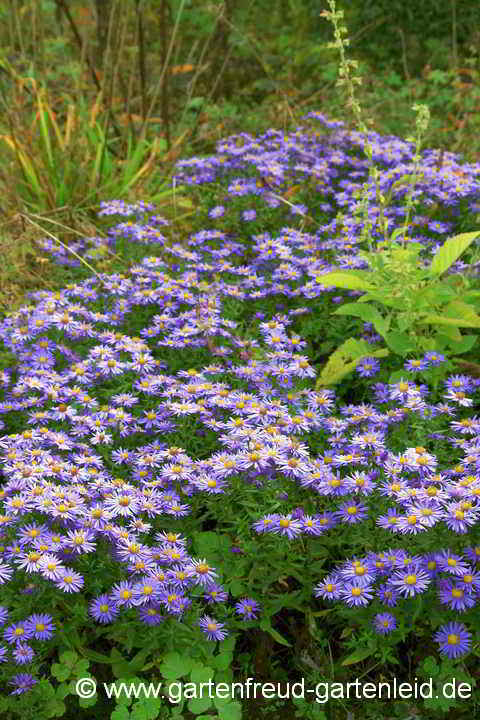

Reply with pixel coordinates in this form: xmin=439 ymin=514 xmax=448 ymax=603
xmin=228 ymin=580 xmax=246 ymax=596
xmin=316 ymin=338 xmax=389 ymax=387
xmin=82 ymin=648 xmax=115 ymax=665
xmin=130 ymin=697 xmax=163 ymax=720
xmin=418 ymin=314 xmax=480 ymax=328
xmin=190 ymin=664 xmax=215 ymax=684
xmin=45 ymin=699 xmax=67 ymax=718
xmin=384 ymin=331 xmax=416 ymax=354
xmin=341 ymin=646 xmax=376 ymax=666
xmin=74 ymin=659 xmax=90 ymax=676
xmin=217 ymin=701 xmax=243 ymax=720
xmin=59 ymin=650 xmax=79 ymax=666
xmin=193 ymin=531 xmax=230 ymax=558
xmin=127 ymin=647 xmax=151 ymax=675
xmin=111 ymin=707 xmax=130 ymax=720
xmin=259 ymin=618 xmax=291 ymax=647
xmin=211 ymin=653 xmax=233 ymax=671
xmin=51 ymin=663 xmax=72 ymax=682
xmin=219 ymin=635 xmax=236 ymax=653
xmin=429 ymin=231 xmax=480 ymax=276
xmin=79 ymin=692 xmax=98 ymax=709
xmin=435 ymin=325 xmax=462 ymax=343
xmin=160 ymin=652 xmax=194 ymax=680
xmin=333 ymin=302 xmax=387 ymax=335
xmin=452 ymin=335 xmax=478 ymax=354
xmin=188 ymin=695 xmax=213 ymax=714
xmin=314 ymin=271 xmax=373 ymax=291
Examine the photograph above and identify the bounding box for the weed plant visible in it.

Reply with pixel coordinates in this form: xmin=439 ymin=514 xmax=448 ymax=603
xmin=0 ymin=3 xmax=480 ymax=720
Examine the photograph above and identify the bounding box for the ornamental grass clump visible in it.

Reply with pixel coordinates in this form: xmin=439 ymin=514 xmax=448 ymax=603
xmin=0 ymin=26 xmax=479 ymax=720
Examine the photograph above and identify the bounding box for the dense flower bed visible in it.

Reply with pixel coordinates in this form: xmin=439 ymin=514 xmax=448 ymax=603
xmin=0 ymin=112 xmax=479 ymax=695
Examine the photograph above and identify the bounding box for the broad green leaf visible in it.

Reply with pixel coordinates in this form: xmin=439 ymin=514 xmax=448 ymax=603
xmin=357 ymin=290 xmax=406 ymax=309
xmin=59 ymin=650 xmax=79 ymax=667
xmin=434 ymin=326 xmax=462 ymax=343
xmin=341 ymin=646 xmax=376 ymax=666
xmin=333 ymin=302 xmax=387 ymax=335
xmin=219 ymin=635 xmax=236 ymax=654
xmin=449 ymin=334 xmax=477 ymax=354
xmin=418 ymin=314 xmax=480 ymax=328
xmin=217 ymin=701 xmax=243 ymax=720
xmin=316 ymin=338 xmax=389 ymax=387
xmin=188 ymin=695 xmax=213 ymax=715
xmin=396 ymin=313 xmax=413 ymax=333
xmin=211 ymin=653 xmax=233 ymax=671
xmin=429 ymin=231 xmax=480 ymax=276
xmin=111 ymin=707 xmax=130 ymax=720
xmin=193 ymin=531 xmax=230 ymax=558
xmin=45 ymin=699 xmax=67 ymax=718
xmin=160 ymin=652 xmax=194 ymax=680
xmin=130 ymin=696 xmax=163 ymax=720
xmin=409 ymin=283 xmax=457 ymax=307
xmin=259 ymin=618 xmax=291 ymax=647
xmin=190 ymin=664 xmax=215 ymax=684
xmin=446 ymin=300 xmax=480 ymax=320
xmin=127 ymin=647 xmax=152 ymax=675
xmin=314 ymin=271 xmax=373 ymax=291
xmin=227 ymin=579 xmax=245 ymax=596
xmin=384 ymin=331 xmax=416 ymax=354
xmin=79 ymin=691 xmax=98 ymax=709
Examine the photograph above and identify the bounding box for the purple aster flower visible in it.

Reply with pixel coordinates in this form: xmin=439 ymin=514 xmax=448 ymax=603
xmin=464 ymin=546 xmax=480 ymax=566
xmin=186 ymin=558 xmax=219 ymax=587
xmin=198 ymin=615 xmax=228 ymax=641
xmin=443 ymin=504 xmax=478 ymax=533
xmin=271 ymin=514 xmax=304 ymax=539
xmin=404 ymin=358 xmax=429 ymax=372
xmin=373 ymin=613 xmax=397 ymax=635
xmin=0 ymin=645 xmax=8 ymax=662
xmin=235 ymin=598 xmax=261 ymax=620
xmin=356 ymin=357 xmax=381 ymax=378
xmin=388 ymin=566 xmax=431 ymax=598
xmin=437 ymin=580 xmax=476 ymax=612
xmin=208 ymin=205 xmax=225 ymax=219
xmin=137 ymin=605 xmax=165 ymax=625
xmin=436 ymin=550 xmax=470 ymax=576
xmin=424 ymin=351 xmax=445 ymax=366
xmin=314 ymin=574 xmax=343 ymax=600
xmin=25 ymin=614 xmax=55 ymax=641
xmin=376 ymin=584 xmax=399 ymax=607
xmin=89 ymin=594 xmax=119 ymax=624
xmin=340 ymin=559 xmax=376 ymax=587
xmin=315 ymin=512 xmax=338 ymax=531
xmin=0 ymin=562 xmax=13 ymax=584
xmin=301 ymin=515 xmax=328 ymax=535
xmin=110 ymin=581 xmax=136 ymax=608
xmin=340 ymin=582 xmax=374 ymax=607
xmin=334 ymin=501 xmax=368 ymax=524
xmin=0 ymin=606 xmax=8 ymax=625
xmin=204 ymin=584 xmax=229 ymax=604
xmin=434 ymin=622 xmax=471 ymax=659
xmin=54 ymin=569 xmax=84 ymax=593
xmin=241 ymin=209 xmax=257 ymax=221
xmin=4 ymin=622 xmax=34 ymax=646
xmin=13 ymin=643 xmax=35 ymax=665
xmin=159 ymin=587 xmax=187 ymax=616
xmin=9 ymin=673 xmax=37 ymax=695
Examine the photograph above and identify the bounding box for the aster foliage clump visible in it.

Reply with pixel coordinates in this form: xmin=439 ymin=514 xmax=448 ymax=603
xmin=0 ymin=110 xmax=479 ymax=709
